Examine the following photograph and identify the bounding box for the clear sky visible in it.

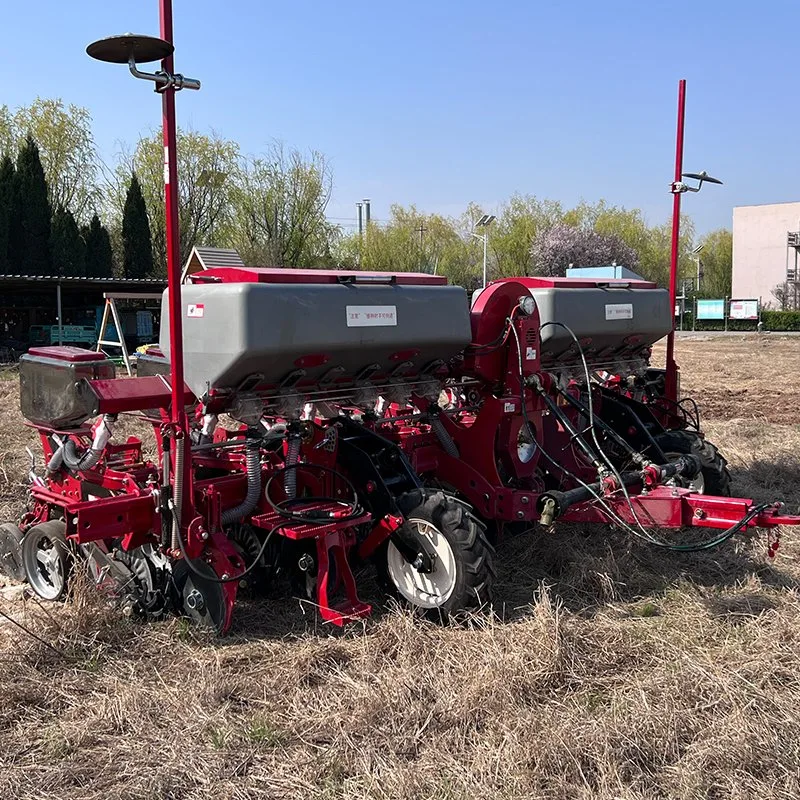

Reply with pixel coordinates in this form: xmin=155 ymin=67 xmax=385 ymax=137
xmin=1 ymin=1 xmax=797 ymax=235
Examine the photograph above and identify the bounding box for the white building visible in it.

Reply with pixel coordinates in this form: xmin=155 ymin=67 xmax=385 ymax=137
xmin=732 ymin=201 xmax=800 ymax=306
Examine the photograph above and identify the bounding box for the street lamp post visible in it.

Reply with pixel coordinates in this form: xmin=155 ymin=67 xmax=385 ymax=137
xmin=86 ymin=2 xmax=201 ymax=532
xmin=693 ymin=243 xmax=705 ymax=291
xmin=471 ymin=214 xmax=496 ymax=289
xmin=664 ymin=79 xmax=722 ymax=404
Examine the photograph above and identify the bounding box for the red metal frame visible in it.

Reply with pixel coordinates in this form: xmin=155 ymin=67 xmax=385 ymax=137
xmin=370 ymin=275 xmax=800 ymax=542
xmin=560 ymin=488 xmax=800 ymax=530
xmin=160 ymin=0 xmax=192 ymax=527
xmin=665 ymin=78 xmax=686 ymax=405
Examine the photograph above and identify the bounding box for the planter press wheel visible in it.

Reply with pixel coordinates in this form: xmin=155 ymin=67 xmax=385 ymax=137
xmin=22 ymin=520 xmax=70 ymax=601
xmin=378 ymin=490 xmax=495 ymax=621
xmin=171 ymin=560 xmax=228 ymax=634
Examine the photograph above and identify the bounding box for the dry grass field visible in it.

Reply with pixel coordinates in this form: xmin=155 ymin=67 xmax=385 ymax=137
xmin=1 ymin=334 xmax=800 ymax=800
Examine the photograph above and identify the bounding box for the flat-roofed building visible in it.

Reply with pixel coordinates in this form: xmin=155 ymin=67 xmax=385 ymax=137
xmin=732 ymin=201 xmax=800 ymax=306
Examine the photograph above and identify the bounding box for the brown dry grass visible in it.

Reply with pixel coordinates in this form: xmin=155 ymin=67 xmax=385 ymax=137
xmin=2 ymin=337 xmax=800 ymax=799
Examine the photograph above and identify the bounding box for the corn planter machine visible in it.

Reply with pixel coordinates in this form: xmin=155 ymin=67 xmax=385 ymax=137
xmin=374 ymin=275 xmax=798 ymax=541
xmin=1 ymin=266 xmax=798 ymax=633
xmin=1 ymin=9 xmax=798 ymax=633
xmin=0 ymin=268 xmax=495 ymax=632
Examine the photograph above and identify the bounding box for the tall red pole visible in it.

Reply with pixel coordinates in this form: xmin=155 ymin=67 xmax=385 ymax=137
xmin=160 ymin=0 xmax=190 ymax=522
xmin=665 ymin=79 xmax=686 ymax=405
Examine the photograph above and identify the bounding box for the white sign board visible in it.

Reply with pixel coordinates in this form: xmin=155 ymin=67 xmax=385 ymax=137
xmin=346 ymin=305 xmax=398 ymax=327
xmin=729 ymin=299 xmax=759 ymax=320
xmin=605 ymin=303 xmax=633 ymax=320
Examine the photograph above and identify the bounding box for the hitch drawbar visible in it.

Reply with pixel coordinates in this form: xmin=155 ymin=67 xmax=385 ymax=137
xmin=537 ymin=456 xmax=701 ymax=525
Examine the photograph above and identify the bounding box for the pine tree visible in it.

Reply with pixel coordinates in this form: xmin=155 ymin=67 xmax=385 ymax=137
xmin=122 ymin=172 xmax=153 ymax=279
xmin=82 ymin=213 xmax=113 ymax=278
xmin=14 ymin=135 xmax=52 ymax=275
xmin=0 ymin=155 xmax=15 ymax=275
xmin=50 ymin=206 xmax=85 ymax=277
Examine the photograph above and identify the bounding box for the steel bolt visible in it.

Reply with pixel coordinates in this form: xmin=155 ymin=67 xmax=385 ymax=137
xmin=185 ymin=589 xmax=205 ymax=612
xmin=200 ymin=530 xmax=209 ymax=540
xmin=517 ymin=511 xmax=525 ymax=519
xmin=694 ymin=509 xmax=706 ymax=519
xmin=298 ymin=554 xmax=314 ymax=572
xmin=521 ymin=496 xmax=529 ymax=505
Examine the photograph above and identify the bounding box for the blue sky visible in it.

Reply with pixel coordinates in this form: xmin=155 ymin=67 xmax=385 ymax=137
xmin=1 ymin=1 xmax=797 ymax=235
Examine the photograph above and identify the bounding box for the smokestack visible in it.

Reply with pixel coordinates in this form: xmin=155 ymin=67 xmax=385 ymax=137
xmin=356 ymin=202 xmax=363 ymax=237
xmin=363 ymin=198 xmax=371 ymax=228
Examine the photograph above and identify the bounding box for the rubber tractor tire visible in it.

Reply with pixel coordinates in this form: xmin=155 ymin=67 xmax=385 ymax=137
xmin=0 ymin=523 xmax=26 ymax=583
xmin=654 ymin=429 xmax=731 ymax=497
xmin=377 ymin=489 xmax=495 ymax=621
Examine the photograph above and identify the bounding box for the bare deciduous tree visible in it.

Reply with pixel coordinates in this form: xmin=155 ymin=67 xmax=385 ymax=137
xmin=230 ymin=144 xmax=335 ymax=268
xmin=110 ymin=128 xmax=240 ymax=275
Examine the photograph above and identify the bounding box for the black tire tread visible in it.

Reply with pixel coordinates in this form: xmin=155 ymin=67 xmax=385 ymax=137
xmin=0 ymin=523 xmax=26 ymax=583
xmin=655 ymin=429 xmax=731 ymax=497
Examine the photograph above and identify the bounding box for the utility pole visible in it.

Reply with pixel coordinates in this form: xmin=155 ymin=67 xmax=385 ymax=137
xmin=471 ymin=214 xmax=496 ymax=289
xmin=417 ymin=221 xmax=427 ymax=272
xmin=56 ymin=282 xmax=63 ymax=345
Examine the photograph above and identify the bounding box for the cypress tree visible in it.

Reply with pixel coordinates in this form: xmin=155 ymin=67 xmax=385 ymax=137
xmin=15 ymin=135 xmax=52 ymax=275
xmin=82 ymin=213 xmax=113 ymax=278
xmin=50 ymin=206 xmax=85 ymax=277
xmin=122 ymin=172 xmax=153 ymax=279
xmin=0 ymin=155 xmax=15 ymax=275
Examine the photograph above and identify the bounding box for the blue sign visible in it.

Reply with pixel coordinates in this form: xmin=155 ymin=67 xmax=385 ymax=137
xmin=697 ymin=299 xmax=725 ymax=320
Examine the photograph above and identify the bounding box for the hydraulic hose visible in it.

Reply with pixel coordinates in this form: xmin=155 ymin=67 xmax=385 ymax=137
xmin=46 ymin=445 xmax=64 ymax=473
xmin=220 ymin=433 xmax=263 ymax=526
xmin=537 ymin=456 xmax=700 ymax=524
xmin=284 ymin=434 xmax=301 ymax=501
xmin=429 ymin=412 xmax=459 ymax=459
xmin=50 ymin=414 xmax=116 ymax=473
xmin=530 ymin=376 xmax=605 ymax=471
xmin=555 ymin=387 xmax=648 ymax=467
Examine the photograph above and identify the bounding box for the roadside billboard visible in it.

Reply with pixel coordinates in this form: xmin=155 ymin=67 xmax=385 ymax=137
xmin=729 ymin=299 xmax=759 ymax=320
xmin=697 ymin=299 xmax=725 ymax=320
